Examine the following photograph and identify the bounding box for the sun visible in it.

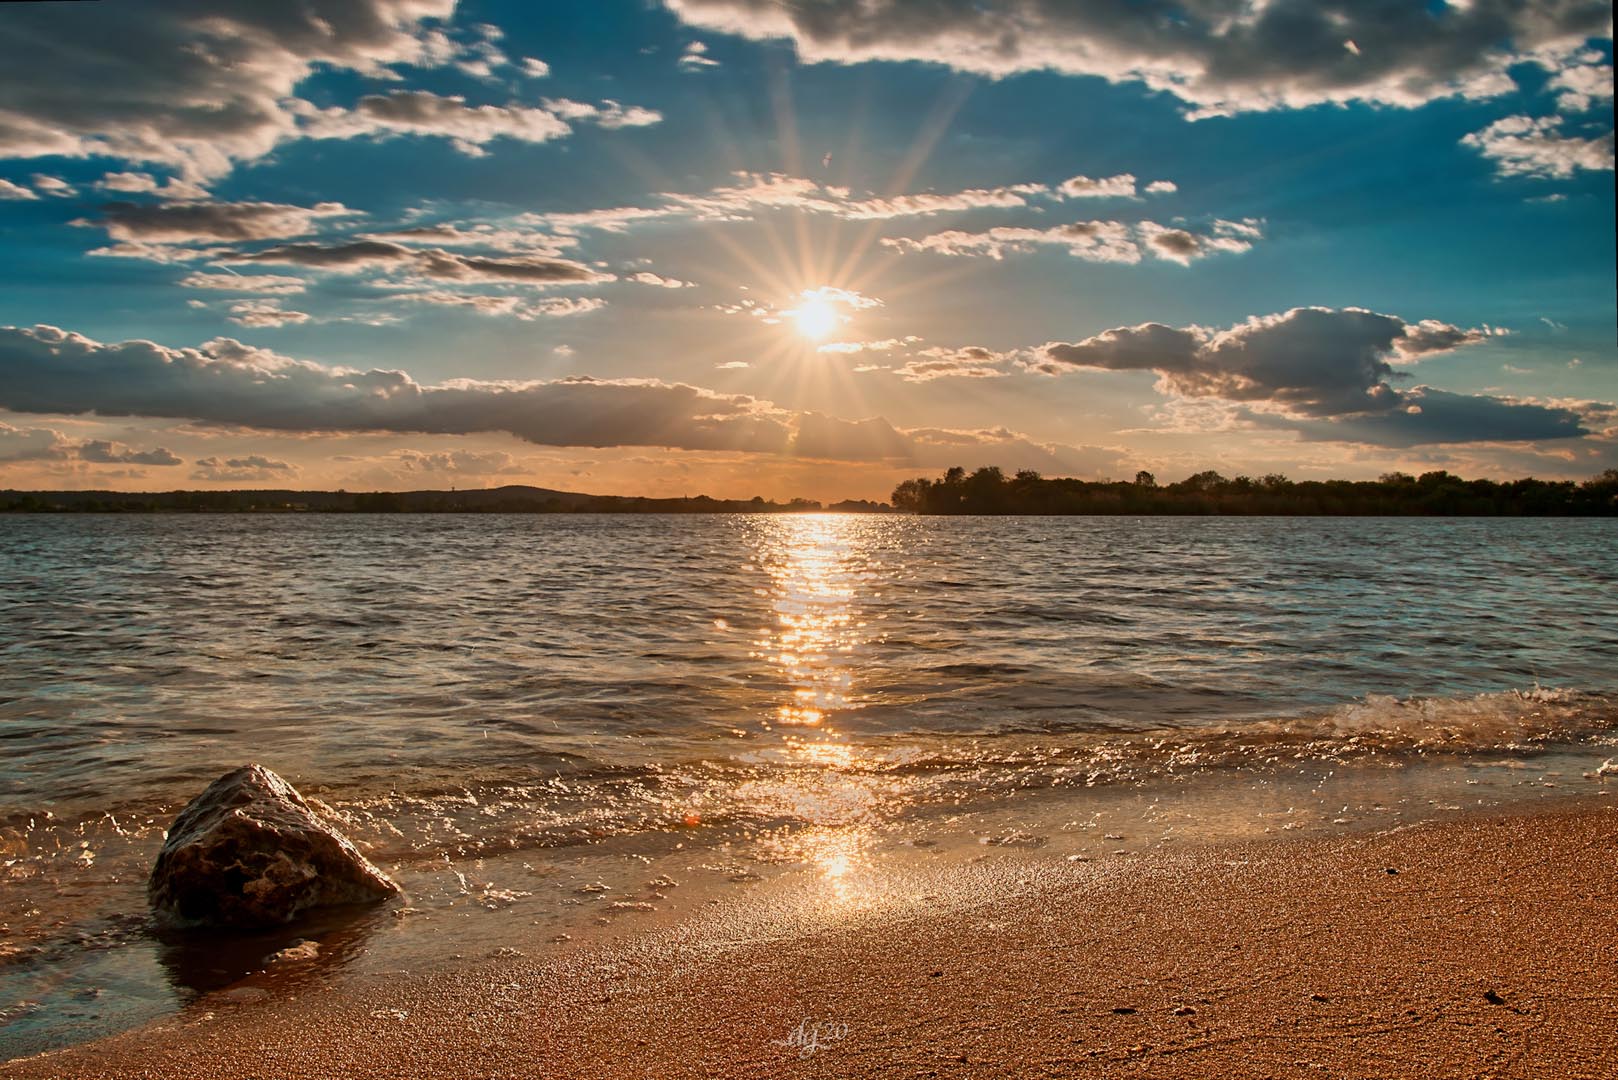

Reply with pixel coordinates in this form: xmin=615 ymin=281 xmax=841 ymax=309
xmin=793 ymin=295 xmax=841 ymax=341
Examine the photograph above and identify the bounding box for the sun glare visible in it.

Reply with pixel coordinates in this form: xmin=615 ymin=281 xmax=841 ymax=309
xmin=793 ymin=295 xmax=840 ymax=341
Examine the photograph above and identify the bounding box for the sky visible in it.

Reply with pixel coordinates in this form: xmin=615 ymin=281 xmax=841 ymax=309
xmin=0 ymin=0 xmax=1612 ymax=501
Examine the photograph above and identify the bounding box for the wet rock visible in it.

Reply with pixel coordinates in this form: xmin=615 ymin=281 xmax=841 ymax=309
xmin=267 ymin=939 xmax=320 ymax=965
xmin=148 ymin=765 xmax=398 ymax=929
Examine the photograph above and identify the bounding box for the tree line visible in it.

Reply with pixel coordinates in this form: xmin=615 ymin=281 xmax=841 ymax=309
xmin=890 ymin=467 xmax=1618 ymax=516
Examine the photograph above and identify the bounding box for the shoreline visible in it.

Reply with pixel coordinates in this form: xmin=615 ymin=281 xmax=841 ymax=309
xmin=5 ymin=796 xmax=1613 ymax=1079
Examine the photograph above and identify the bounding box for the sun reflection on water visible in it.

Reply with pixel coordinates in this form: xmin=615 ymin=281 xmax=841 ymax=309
xmin=744 ymin=514 xmax=891 ymax=897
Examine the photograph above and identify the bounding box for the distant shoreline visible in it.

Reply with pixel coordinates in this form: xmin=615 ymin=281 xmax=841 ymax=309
xmin=4 ymin=466 xmax=1617 ymax=515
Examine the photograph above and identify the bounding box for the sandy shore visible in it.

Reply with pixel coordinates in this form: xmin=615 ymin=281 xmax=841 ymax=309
xmin=5 ymin=798 xmax=1614 ymax=1079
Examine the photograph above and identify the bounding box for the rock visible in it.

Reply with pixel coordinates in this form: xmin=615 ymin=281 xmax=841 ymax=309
xmin=267 ymin=939 xmax=321 ymax=964
xmin=148 ymin=765 xmax=398 ymax=929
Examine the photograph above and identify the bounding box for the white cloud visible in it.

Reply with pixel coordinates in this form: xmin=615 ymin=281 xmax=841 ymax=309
xmin=1550 ymin=59 xmax=1614 ymax=113
xmin=894 ymin=346 xmax=1016 ymax=382
xmin=680 ymin=41 xmax=721 ymax=69
xmin=386 ymin=290 xmax=608 ymax=320
xmin=1059 ymin=174 xmax=1134 ymax=198
xmin=533 ymin=169 xmax=1180 ymax=234
xmin=1462 ymin=115 xmax=1616 ymax=179
xmin=226 ymin=299 xmax=312 ymax=328
xmin=883 ymin=217 xmax=1260 ymax=265
xmin=0 ymin=178 xmax=37 ymax=201
xmin=30 ymin=174 xmax=75 ymax=197
xmin=629 ymin=272 xmax=695 ymax=288
xmin=93 ymin=171 xmax=210 ymax=201
xmin=180 ymin=272 xmax=309 ymax=295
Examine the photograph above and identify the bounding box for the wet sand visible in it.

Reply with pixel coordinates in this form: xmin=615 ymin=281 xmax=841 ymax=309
xmin=5 ymin=798 xmax=1614 ymax=1079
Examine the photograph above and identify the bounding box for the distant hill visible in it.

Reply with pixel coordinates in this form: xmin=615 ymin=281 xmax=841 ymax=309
xmin=0 ymin=485 xmax=895 ymax=514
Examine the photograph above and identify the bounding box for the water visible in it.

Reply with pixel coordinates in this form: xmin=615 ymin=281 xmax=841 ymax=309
xmin=2 ymin=513 xmax=1616 ymax=1057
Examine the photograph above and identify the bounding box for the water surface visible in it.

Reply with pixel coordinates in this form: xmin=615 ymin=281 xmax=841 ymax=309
xmin=2 ymin=514 xmax=1615 ymax=1056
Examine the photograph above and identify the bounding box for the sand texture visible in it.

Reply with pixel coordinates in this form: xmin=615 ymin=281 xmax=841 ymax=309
xmin=5 ymin=800 xmax=1614 ymax=1079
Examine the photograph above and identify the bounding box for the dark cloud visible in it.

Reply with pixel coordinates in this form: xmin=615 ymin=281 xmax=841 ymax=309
xmin=193 ymin=455 xmax=296 ymax=482
xmin=238 ymin=242 xmax=610 ymax=285
xmin=236 ymin=240 xmax=413 ymax=269
xmin=1252 ymin=389 xmax=1590 ymax=447
xmin=80 ymin=200 xmax=356 ymax=243
xmin=1042 ymin=307 xmax=1494 ymax=416
xmin=0 ymin=423 xmax=181 ymax=465
xmin=1040 ymin=307 xmax=1594 ymax=446
xmin=665 ymin=0 xmax=1609 ymax=115
xmin=0 ymin=324 xmax=793 ymax=456
xmin=0 ymin=324 xmax=1126 ymax=472
xmin=78 ymin=440 xmax=183 ymax=465
xmin=0 ymin=1 xmax=456 ymax=177
xmin=0 ymin=422 xmax=71 ymax=462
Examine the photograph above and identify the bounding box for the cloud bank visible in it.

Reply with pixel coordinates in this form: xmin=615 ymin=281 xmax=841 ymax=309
xmin=1037 ymin=306 xmax=1591 ymax=445
xmin=664 ymin=0 xmax=1611 ymax=117
xmin=0 ymin=324 xmax=1126 ymax=475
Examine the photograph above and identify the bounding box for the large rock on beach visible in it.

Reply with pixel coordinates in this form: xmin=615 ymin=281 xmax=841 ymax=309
xmin=148 ymin=764 xmax=398 ymax=929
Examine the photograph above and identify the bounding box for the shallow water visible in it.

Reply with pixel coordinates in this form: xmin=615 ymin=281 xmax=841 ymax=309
xmin=2 ymin=513 xmax=1616 ymax=1057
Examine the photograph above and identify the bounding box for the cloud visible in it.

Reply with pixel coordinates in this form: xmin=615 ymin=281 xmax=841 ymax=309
xmin=237 ymin=241 xmax=611 ymax=285
xmin=193 ymin=455 xmax=296 ymax=482
xmin=536 ymin=173 xmax=1041 ymax=232
xmin=539 ymin=97 xmax=663 ymax=130
xmin=680 ymin=41 xmax=721 ymax=69
xmin=1462 ymin=115 xmax=1615 ymax=178
xmin=30 ymin=174 xmax=75 ymax=197
xmin=77 ymin=439 xmax=183 ymax=465
xmin=0 ymin=179 xmax=37 ymax=201
xmin=386 ymin=291 xmax=607 ymax=319
xmin=363 ymin=221 xmax=578 ymax=256
xmin=1550 ymin=57 xmax=1614 ymax=113
xmin=519 ymin=57 xmax=552 ymax=78
xmin=0 ymin=421 xmax=71 ymax=462
xmin=1252 ymin=389 xmax=1592 ymax=448
xmin=0 ymin=1 xmax=458 ymax=179
xmin=883 ymin=218 xmax=1260 ymax=264
xmin=662 ymin=0 xmax=1609 ymax=116
xmin=817 ymin=336 xmax=921 ymax=354
xmin=1057 ymin=174 xmax=1173 ymax=199
xmin=226 ymin=299 xmax=313 ymax=328
xmin=1037 ymin=306 xmax=1588 ymax=445
xmin=629 ymin=272 xmax=695 ymax=289
xmin=0 ymin=323 xmax=1121 ymax=471
xmin=79 ymin=200 xmax=357 ymax=244
xmin=295 ymin=90 xmax=662 ymax=156
xmin=0 ymin=324 xmax=793 ymax=456
xmin=180 ymin=272 xmax=308 ymax=295
xmin=94 ymin=172 xmax=212 ymax=201
xmin=892 ymin=346 xmax=1015 ymax=382
xmin=0 ymin=422 xmax=180 ymax=465
xmin=1040 ymin=307 xmax=1487 ymax=414
xmin=396 ymin=449 xmax=524 ymax=475
xmin=533 ymin=169 xmax=1180 ymax=234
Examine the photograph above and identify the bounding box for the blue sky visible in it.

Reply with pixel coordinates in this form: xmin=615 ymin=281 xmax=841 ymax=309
xmin=0 ymin=0 xmax=1612 ymax=498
